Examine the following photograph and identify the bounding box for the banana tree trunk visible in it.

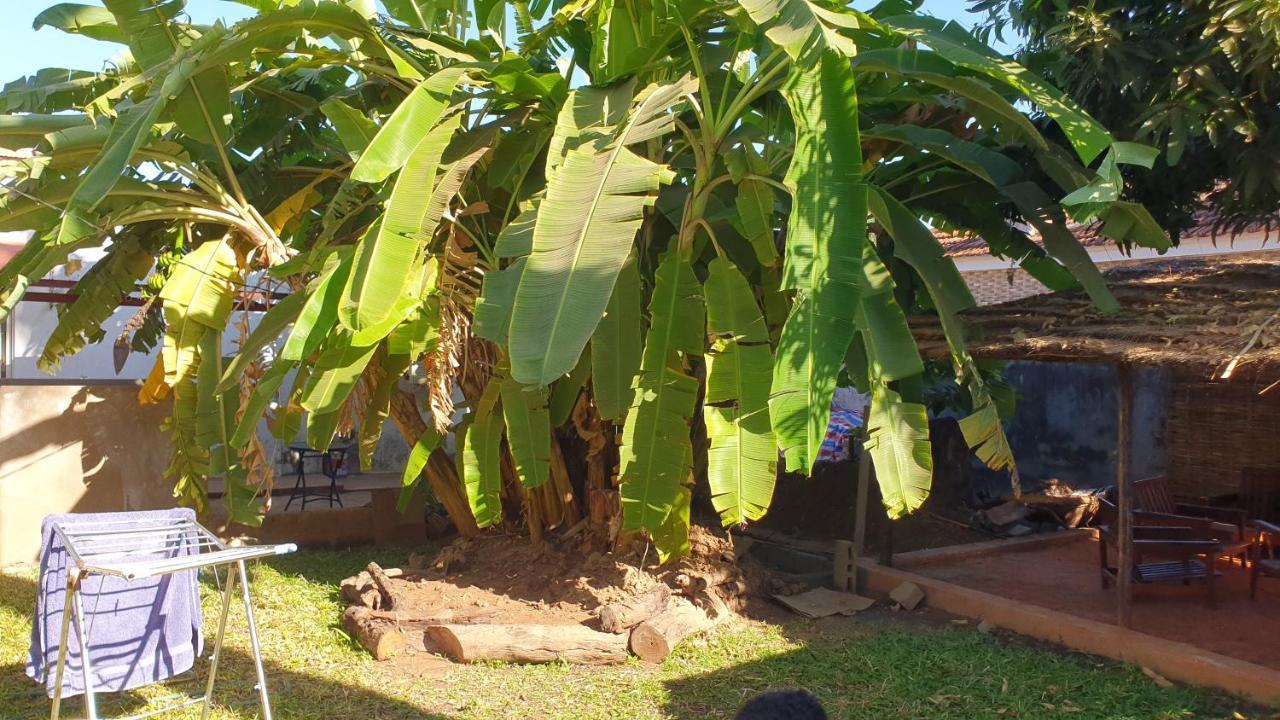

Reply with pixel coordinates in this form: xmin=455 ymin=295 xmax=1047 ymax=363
xmin=389 ymin=390 xmax=480 ymax=537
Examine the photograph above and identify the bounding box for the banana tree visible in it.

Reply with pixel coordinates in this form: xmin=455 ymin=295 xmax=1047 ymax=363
xmin=0 ymin=0 xmax=1165 ymax=558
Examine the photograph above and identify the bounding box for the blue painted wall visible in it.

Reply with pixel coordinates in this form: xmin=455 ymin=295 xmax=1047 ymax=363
xmin=970 ymin=361 xmax=1169 ymax=499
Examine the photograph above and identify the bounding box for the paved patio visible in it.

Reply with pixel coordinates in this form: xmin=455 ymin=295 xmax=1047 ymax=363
xmin=900 ymin=533 xmax=1280 ymax=671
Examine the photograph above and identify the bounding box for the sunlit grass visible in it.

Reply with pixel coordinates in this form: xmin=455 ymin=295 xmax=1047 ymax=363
xmin=0 ymin=547 xmax=1258 ymax=719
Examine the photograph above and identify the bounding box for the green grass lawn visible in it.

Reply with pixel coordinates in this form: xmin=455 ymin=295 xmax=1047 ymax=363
xmin=0 ymin=546 xmax=1261 ymax=719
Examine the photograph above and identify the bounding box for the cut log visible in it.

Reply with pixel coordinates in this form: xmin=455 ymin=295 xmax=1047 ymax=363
xmin=366 ymin=562 xmax=403 ymax=611
xmin=671 ymin=565 xmax=740 ymax=595
xmin=629 ymin=601 xmax=714 ymax=663
xmin=425 ymin=624 xmax=628 ymax=665
xmin=343 ymin=606 xmax=406 ymax=660
xmin=598 ymin=585 xmax=672 ymax=633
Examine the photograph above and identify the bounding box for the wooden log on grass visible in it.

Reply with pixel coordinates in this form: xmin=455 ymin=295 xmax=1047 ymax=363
xmin=425 ymin=624 xmax=629 ymax=665
xmin=628 ymin=601 xmax=714 ymax=663
xmin=598 ymin=585 xmax=672 ymax=633
xmin=366 ymin=562 xmax=403 ymax=611
xmin=343 ymin=606 xmax=406 ymax=660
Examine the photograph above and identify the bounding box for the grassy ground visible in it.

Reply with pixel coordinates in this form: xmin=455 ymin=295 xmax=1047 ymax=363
xmin=0 ymin=546 xmax=1263 ymax=719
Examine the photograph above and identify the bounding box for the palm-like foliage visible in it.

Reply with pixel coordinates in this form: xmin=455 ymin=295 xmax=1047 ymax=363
xmin=0 ymin=0 xmax=1164 ymax=557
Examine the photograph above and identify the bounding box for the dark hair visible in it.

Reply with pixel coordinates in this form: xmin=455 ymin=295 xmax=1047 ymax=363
xmin=734 ymin=689 xmax=827 ymax=720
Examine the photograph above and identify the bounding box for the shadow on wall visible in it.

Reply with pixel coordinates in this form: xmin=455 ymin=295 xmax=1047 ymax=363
xmin=0 ymin=384 xmax=173 ymax=566
xmin=0 ymin=571 xmax=457 ymax=720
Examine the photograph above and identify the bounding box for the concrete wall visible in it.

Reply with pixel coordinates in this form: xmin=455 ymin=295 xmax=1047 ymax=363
xmin=973 ymin=361 xmax=1168 ymax=498
xmin=0 ymin=382 xmax=174 ymax=566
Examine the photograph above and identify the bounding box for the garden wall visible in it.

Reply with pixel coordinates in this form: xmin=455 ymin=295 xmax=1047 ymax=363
xmin=0 ymin=381 xmax=173 ymax=566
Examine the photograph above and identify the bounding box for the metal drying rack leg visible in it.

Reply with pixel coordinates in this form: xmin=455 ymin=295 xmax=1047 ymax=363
xmin=49 ymin=571 xmax=77 ymax=720
xmin=238 ymin=560 xmax=274 ymax=719
xmin=200 ymin=562 xmax=239 ymax=720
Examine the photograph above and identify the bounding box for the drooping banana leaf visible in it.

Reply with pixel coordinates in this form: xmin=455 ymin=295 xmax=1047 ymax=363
xmin=37 ymin=231 xmax=157 ymax=373
xmin=300 ymin=332 xmax=380 ymax=415
xmin=849 ymin=48 xmax=1046 ymax=149
xmin=769 ymin=51 xmax=864 ymax=473
xmin=500 ymin=376 xmax=552 ymax=488
xmin=734 ymin=178 xmax=779 ymax=267
xmin=33 ymin=4 xmax=127 ymax=43
xmin=349 ymin=66 xmax=467 ymax=183
xmin=475 ymin=204 xmax=539 ymax=344
xmin=281 ymin=248 xmax=353 ymax=362
xmin=341 ymin=115 xmax=459 ymax=333
xmin=703 ymin=258 xmax=775 ymax=528
xmin=619 ymin=252 xmax=704 ymax=532
xmin=398 ymin=425 xmax=443 ymax=511
xmin=878 ymin=14 xmax=1112 ymax=165
xmin=231 ymin=361 xmax=292 ymax=448
xmin=591 ymin=252 xmax=643 ymax=423
xmin=863 ymin=382 xmax=932 ymax=519
xmin=196 ymin=330 xmax=262 ymax=525
xmin=651 ymin=484 xmax=691 ymax=563
xmin=735 ymin=0 xmax=861 ymax=59
xmin=103 ymin=0 xmax=232 ymax=146
xmin=854 ymin=241 xmax=923 ymax=382
xmin=548 ymin=351 xmax=591 ymax=427
xmin=159 ymin=238 xmax=242 ymax=385
xmin=461 ymin=380 xmax=505 ymax=527
xmin=508 ymin=77 xmax=694 ymax=386
xmin=320 ymin=98 xmax=380 ymax=160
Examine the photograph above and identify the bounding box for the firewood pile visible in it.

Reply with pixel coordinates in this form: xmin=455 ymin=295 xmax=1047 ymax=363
xmin=339 ymin=547 xmax=750 ymax=666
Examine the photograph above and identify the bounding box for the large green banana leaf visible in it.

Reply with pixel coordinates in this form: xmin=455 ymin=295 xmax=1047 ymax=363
xmin=349 ymin=66 xmax=467 ymax=183
xmin=159 ymin=238 xmax=242 ymax=385
xmin=282 ymin=249 xmax=354 ymax=362
xmin=854 ymin=241 xmax=923 ymax=382
xmin=103 ymin=0 xmax=232 ymax=146
xmin=341 ymin=115 xmax=459 ymax=332
xmin=33 ymin=4 xmax=127 ymax=43
xmin=508 ymin=77 xmax=694 ymax=386
xmin=500 ymin=376 xmax=552 ymax=488
xmin=878 ymin=14 xmax=1111 ymax=165
xmin=37 ymin=232 xmax=157 ymax=373
xmin=462 ymin=380 xmax=505 ymax=527
xmin=703 ymin=258 xmax=775 ymax=528
xmin=864 ymin=383 xmax=932 ymax=519
xmin=619 ymin=252 xmax=704 ymax=532
xmin=736 ymin=0 xmax=860 ymax=59
xmin=769 ymin=51 xmax=864 ymax=473
xmin=399 ymin=425 xmax=443 ymax=511
xmin=591 ymin=253 xmax=642 ymax=423
xmin=850 ymin=48 xmax=1046 ymax=149
xmin=300 ymin=332 xmax=379 ymax=414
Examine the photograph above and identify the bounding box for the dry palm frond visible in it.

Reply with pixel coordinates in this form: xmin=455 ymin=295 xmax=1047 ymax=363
xmin=424 ymin=227 xmax=496 ymax=433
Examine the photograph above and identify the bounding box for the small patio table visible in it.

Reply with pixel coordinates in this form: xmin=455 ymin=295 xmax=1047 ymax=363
xmin=284 ymin=444 xmax=348 ymax=510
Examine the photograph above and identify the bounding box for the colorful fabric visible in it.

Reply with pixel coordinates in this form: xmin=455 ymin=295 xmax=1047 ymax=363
xmin=817 ymin=409 xmax=865 ymax=464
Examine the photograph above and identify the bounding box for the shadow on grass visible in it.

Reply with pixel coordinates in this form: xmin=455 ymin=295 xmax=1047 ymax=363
xmin=660 ymin=616 xmax=1251 ymax=720
xmin=0 ymin=558 xmax=458 ymax=720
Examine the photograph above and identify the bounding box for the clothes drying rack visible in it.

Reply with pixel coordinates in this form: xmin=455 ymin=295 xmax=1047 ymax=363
xmin=48 ymin=515 xmax=296 ymax=720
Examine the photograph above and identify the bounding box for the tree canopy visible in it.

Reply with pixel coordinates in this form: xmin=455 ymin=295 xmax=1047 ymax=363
xmin=0 ymin=0 xmax=1163 ymax=559
xmin=973 ymin=0 xmax=1280 ymax=238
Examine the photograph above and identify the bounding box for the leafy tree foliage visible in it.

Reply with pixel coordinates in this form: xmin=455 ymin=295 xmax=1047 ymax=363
xmin=0 ymin=0 xmax=1157 ymax=558
xmin=974 ymin=0 xmax=1280 ymax=238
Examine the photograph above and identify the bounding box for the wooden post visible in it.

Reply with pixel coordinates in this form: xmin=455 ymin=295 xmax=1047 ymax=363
xmin=851 ymin=439 xmax=872 ymax=591
xmin=1115 ymin=362 xmax=1134 ymax=628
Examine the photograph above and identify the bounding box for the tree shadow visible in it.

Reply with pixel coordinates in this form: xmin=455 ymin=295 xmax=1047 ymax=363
xmin=658 ymin=611 xmax=1251 ymax=720
xmin=0 ymin=569 xmax=457 ymax=719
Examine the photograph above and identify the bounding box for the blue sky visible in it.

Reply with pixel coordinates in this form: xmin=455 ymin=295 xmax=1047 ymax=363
xmin=0 ymin=0 xmax=997 ymax=84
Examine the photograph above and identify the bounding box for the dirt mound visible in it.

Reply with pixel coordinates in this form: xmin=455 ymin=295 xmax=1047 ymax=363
xmin=378 ymin=525 xmax=746 ymax=627
xmin=338 ymin=525 xmax=781 ymax=674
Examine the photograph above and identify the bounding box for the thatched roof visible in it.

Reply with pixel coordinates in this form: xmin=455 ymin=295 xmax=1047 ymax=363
xmin=910 ymin=259 xmax=1280 ymax=379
